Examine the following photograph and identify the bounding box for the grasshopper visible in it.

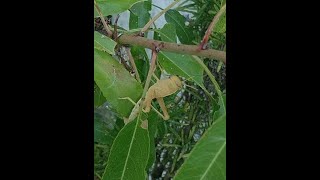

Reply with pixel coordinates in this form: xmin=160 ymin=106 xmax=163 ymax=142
xmin=143 ymin=75 xmax=182 ymax=120
xmin=119 ymin=75 xmax=183 ymax=125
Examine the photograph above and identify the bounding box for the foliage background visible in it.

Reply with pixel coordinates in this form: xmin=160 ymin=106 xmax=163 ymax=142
xmin=94 ymin=0 xmax=226 ymax=179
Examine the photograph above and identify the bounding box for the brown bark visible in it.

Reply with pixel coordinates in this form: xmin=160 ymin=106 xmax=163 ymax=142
xmin=117 ymin=34 xmax=226 ymax=63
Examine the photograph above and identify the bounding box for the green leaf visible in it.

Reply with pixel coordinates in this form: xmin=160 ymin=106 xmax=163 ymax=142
xmin=214 ymin=14 xmax=226 ymax=33
xmin=158 ymin=52 xmax=204 ymax=86
xmin=213 ymin=94 xmax=226 ymax=121
xmin=130 ymin=0 xmax=151 ymax=14
xmin=165 ymin=9 xmax=194 ymax=44
xmin=94 ymin=31 xmax=117 ymax=55
xmin=102 ymin=118 xmax=150 ymax=180
xmin=174 ymin=114 xmax=226 ymax=180
xmin=157 ymin=24 xmax=204 ymax=86
xmin=94 ymin=0 xmax=147 ymax=17
xmin=156 ymin=23 xmax=177 ymax=43
xmin=94 ymin=83 xmax=106 ymax=108
xmin=129 ymin=1 xmax=151 ymax=30
xmin=94 ymin=49 xmax=143 ymax=117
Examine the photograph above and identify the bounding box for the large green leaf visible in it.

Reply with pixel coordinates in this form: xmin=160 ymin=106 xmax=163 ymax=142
xmin=102 ymin=118 xmax=150 ymax=180
xmin=94 ymin=31 xmax=117 ymax=55
xmin=165 ymin=9 xmax=194 ymax=44
xmin=174 ymin=114 xmax=226 ymax=180
xmin=129 ymin=1 xmax=151 ymax=30
xmin=157 ymin=23 xmax=204 ymax=86
xmin=95 ymin=0 xmax=146 ymax=17
xmin=94 ymin=49 xmax=143 ymax=117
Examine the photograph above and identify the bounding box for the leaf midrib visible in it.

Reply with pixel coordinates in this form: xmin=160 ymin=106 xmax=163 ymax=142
xmin=199 ymin=141 xmax=226 ymax=180
xmin=120 ymin=119 xmax=139 ymax=180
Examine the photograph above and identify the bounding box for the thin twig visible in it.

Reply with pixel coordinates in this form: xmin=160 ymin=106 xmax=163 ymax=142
xmin=125 ymin=47 xmax=141 ymax=83
xmin=198 ymin=4 xmax=226 ymax=50
xmin=140 ymin=0 xmax=181 ymax=35
xmin=94 ymin=0 xmax=112 ymax=37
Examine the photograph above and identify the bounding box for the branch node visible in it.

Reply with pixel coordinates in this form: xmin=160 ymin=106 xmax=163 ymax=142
xmin=152 ymin=42 xmax=164 ymax=53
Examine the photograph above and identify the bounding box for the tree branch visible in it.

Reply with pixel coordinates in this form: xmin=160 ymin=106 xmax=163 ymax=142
xmin=117 ymin=34 xmax=226 ymax=63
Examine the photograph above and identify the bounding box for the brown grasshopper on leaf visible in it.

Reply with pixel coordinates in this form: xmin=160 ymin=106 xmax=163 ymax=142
xmin=143 ymin=75 xmax=182 ymax=120
xmin=119 ymin=75 xmax=183 ymax=125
